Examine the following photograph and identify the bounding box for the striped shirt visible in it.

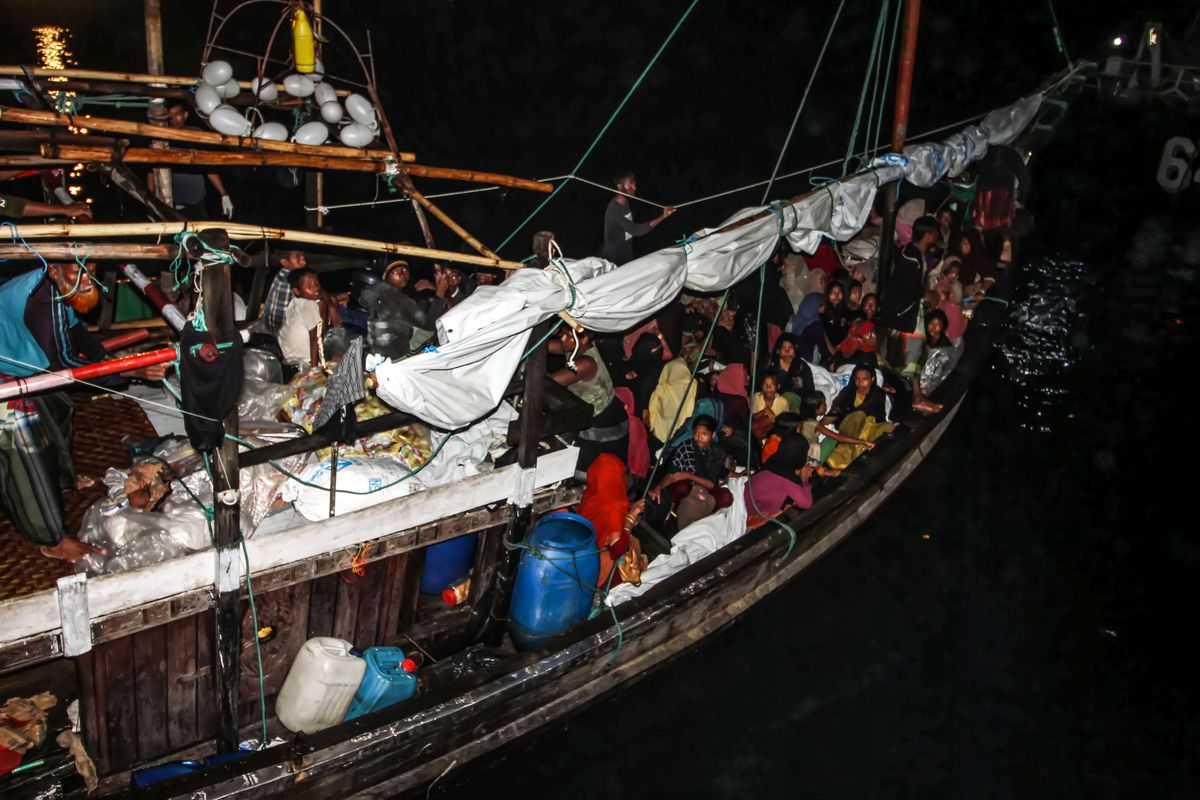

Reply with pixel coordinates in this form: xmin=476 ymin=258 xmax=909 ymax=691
xmin=262 ymin=269 xmax=291 ymax=335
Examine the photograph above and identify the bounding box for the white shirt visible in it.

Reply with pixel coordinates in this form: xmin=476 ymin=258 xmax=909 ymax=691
xmin=278 ymin=297 xmax=321 ymax=367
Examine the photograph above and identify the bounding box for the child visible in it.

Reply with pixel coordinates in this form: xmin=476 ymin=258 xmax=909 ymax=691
xmin=278 ymin=268 xmax=340 ymax=373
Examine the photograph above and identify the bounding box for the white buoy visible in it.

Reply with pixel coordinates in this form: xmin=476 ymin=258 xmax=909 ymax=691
xmin=319 ymin=101 xmax=344 ymax=124
xmin=311 ymin=58 xmax=325 ymax=82
xmin=252 ymin=122 xmax=289 ymax=141
xmin=344 ymin=93 xmax=376 ymax=127
xmin=313 ymin=82 xmax=337 ymax=106
xmin=292 ymin=121 xmax=329 ymax=146
xmin=283 ymin=73 xmax=315 ymax=98
xmin=201 ymin=60 xmax=233 ymax=87
xmin=216 ymin=79 xmax=241 ymax=100
xmin=209 ymin=105 xmax=251 ymax=137
xmin=194 ymin=82 xmax=222 ymax=115
xmin=338 ymin=122 xmax=374 ymax=148
xmin=250 ymin=77 xmax=278 ymax=103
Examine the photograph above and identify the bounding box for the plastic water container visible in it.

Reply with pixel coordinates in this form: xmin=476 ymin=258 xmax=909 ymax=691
xmin=419 ymin=533 xmax=478 ymax=594
xmin=275 ymin=637 xmax=366 ymax=734
xmin=344 ymin=646 xmax=418 ymax=721
xmin=509 ymin=512 xmax=600 ymax=650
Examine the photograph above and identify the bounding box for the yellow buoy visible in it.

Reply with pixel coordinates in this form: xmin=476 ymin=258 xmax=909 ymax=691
xmin=292 ymin=8 xmax=316 ymax=74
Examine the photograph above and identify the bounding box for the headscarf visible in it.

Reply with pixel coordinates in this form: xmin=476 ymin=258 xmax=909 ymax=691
xmin=625 ymin=332 xmax=666 ymax=415
xmin=668 ymin=395 xmax=723 ymax=450
xmin=764 ymin=434 xmax=809 ymax=480
xmin=614 ymin=387 xmax=650 ymax=478
xmin=955 ymin=228 xmax=989 ymax=286
xmin=576 ymin=454 xmax=629 ymax=550
xmin=787 ymin=292 xmax=825 ymax=335
xmin=838 ymin=319 xmax=876 ymax=357
xmin=648 ymin=358 xmax=697 ymax=442
xmin=715 ymin=363 xmax=747 ymax=397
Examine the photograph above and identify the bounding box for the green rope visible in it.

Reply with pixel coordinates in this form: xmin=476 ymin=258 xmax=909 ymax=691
xmin=520 ymin=319 xmax=563 ymax=362
xmin=495 ymin=0 xmax=702 ymax=253
xmin=842 ymin=0 xmax=891 ymax=176
xmin=867 ymin=0 xmax=904 ymax=160
xmin=640 ymin=289 xmax=728 ymax=501
xmin=1045 ymin=0 xmax=1072 ymax=69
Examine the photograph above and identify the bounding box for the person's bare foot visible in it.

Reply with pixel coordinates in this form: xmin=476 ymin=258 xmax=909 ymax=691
xmin=40 ymin=538 xmax=105 ymax=564
xmin=913 ymin=400 xmax=943 ymax=414
xmin=75 ymin=474 xmax=96 ymax=490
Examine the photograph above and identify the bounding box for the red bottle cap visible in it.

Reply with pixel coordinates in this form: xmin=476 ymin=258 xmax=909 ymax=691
xmin=442 ymin=587 xmax=456 ymax=606
xmin=401 ymin=658 xmax=417 ymax=673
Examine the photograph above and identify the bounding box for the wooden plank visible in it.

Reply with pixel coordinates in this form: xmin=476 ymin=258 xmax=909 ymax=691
xmin=195 ymin=611 xmax=216 ymax=742
xmin=101 ymin=636 xmax=138 ymax=772
xmin=353 ymin=562 xmax=384 ymax=650
xmin=165 ymin=614 xmax=198 ymax=750
xmin=74 ymin=651 xmax=103 ymax=774
xmin=280 ymin=582 xmax=311 ymax=696
xmin=133 ymin=626 xmax=168 ymax=761
xmin=308 ymin=574 xmax=339 ymax=639
xmin=376 ymin=555 xmax=404 ymax=646
xmin=333 ymin=575 xmax=360 ymax=645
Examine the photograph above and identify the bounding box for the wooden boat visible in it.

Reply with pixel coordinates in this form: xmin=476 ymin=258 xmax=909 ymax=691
xmin=0 ymin=5 xmax=1084 ymax=796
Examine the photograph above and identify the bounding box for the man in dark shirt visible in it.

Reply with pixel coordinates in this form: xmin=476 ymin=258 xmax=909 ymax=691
xmin=0 ymin=263 xmax=167 ymax=562
xmin=599 ymin=172 xmax=675 ymax=265
xmin=881 ymin=214 xmax=939 ymax=336
xmin=149 ymin=103 xmax=234 ymax=220
xmin=646 ymin=415 xmax=733 ymax=528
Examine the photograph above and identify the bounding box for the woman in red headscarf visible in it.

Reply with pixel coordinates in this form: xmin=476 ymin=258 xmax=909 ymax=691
xmin=575 ymin=454 xmax=647 ymax=587
xmin=829 ymin=318 xmax=878 ymax=369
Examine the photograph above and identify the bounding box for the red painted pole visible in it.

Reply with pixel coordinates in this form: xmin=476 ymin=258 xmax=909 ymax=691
xmin=100 ymin=329 xmax=150 ymax=351
xmin=0 ymin=346 xmax=176 ymax=401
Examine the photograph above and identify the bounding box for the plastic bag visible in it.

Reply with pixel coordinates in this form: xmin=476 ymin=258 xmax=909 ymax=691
xmin=283 ymin=454 xmax=422 ymax=521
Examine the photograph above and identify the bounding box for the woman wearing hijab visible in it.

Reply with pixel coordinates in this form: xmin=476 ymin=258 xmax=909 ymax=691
xmin=830 ymin=318 xmax=878 ymax=369
xmin=713 ymin=362 xmax=749 ymax=427
xmin=821 ymin=282 xmax=852 ymax=348
xmin=575 ymin=454 xmax=647 ymax=588
xmin=620 ymin=332 xmax=666 ymax=419
xmin=786 ymin=292 xmax=832 ymax=365
xmin=744 ymin=435 xmax=815 ymax=518
xmin=953 ymin=228 xmax=990 ymax=293
xmin=648 ymin=357 xmax=697 ymax=447
xmin=613 ymin=387 xmax=650 ymax=482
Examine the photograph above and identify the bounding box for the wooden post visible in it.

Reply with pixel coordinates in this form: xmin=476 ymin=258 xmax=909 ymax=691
xmin=197 ymin=228 xmax=243 ymax=753
xmin=307 ymin=0 xmax=326 ymax=232
xmin=479 ymin=320 xmax=550 ymax=646
xmin=144 ymin=0 xmax=173 ymax=209
xmin=876 ymin=0 xmax=922 ymax=310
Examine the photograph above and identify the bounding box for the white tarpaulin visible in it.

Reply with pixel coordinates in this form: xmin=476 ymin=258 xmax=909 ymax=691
xmin=376 ymin=93 xmax=1043 ymax=429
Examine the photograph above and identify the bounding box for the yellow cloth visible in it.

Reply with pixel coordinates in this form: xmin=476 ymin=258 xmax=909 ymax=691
xmin=648 ymin=358 xmax=697 ymax=442
xmin=751 ymin=393 xmax=789 ymax=416
xmin=825 ymin=411 xmax=897 ymax=470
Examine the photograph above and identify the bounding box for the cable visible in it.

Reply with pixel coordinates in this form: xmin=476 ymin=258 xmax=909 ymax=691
xmin=760 ymin=0 xmax=846 ymax=205
xmin=843 ymin=0 xmax=891 ymax=176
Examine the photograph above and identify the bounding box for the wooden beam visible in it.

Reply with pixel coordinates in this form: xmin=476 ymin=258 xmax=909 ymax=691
xmin=0 ymin=105 xmax=413 ymax=162
xmin=198 ymin=227 xmax=243 ymax=753
xmin=42 ymin=142 xmax=385 ymax=173
xmin=0 ymin=65 xmax=350 ymax=95
xmin=0 ymin=129 xmax=119 ymax=150
xmin=5 ymin=221 xmax=525 ymax=270
xmin=402 ymin=165 xmax=552 ymax=194
xmin=0 ymin=243 xmax=177 ymax=261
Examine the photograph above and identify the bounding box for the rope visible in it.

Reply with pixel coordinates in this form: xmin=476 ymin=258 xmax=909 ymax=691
xmin=866 ymin=0 xmax=904 ymax=161
xmin=1045 ymin=0 xmax=1073 ymax=69
xmin=760 ymin=0 xmax=846 ymax=205
xmin=495 ymin=0 xmax=702 ymax=253
xmin=842 ymin=0 xmax=891 ymax=176
xmin=0 ymin=221 xmax=48 ymax=270
xmin=640 ymin=290 xmax=727 ymax=501
xmin=302 ymin=175 xmax=572 ymax=214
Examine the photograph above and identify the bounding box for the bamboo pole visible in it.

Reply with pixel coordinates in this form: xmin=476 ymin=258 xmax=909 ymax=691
xmin=0 ymin=243 xmax=177 ymax=261
xmin=402 ymin=164 xmax=552 ymax=193
xmin=144 ymin=0 xmax=174 ymax=208
xmin=0 ymin=105 xmax=413 ymax=162
xmin=0 ymin=65 xmax=350 ymax=95
xmin=42 ymin=143 xmax=384 ymax=173
xmin=6 ymin=221 xmax=524 ymax=270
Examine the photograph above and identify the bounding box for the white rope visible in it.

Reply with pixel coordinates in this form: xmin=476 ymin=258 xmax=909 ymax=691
xmin=305 ymin=175 xmax=572 ymax=214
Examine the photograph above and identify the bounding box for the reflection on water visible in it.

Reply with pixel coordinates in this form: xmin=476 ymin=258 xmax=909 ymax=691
xmin=33 ymin=25 xmax=74 ymax=73
xmin=998 ymin=257 xmax=1091 ymax=432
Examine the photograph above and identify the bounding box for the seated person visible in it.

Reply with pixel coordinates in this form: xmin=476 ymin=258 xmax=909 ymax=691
xmin=821 ymin=282 xmax=852 ymax=349
xmin=744 ymin=435 xmax=815 ymax=519
xmin=576 ymin=454 xmax=648 ymax=587
xmin=819 ymin=363 xmax=898 ymax=469
xmin=278 ymin=268 xmax=340 ymax=375
xmin=647 ymin=415 xmax=731 ymax=527
xmin=829 ymin=318 xmax=878 ymax=370
xmin=766 ymin=333 xmax=815 ymax=396
xmin=902 ymin=309 xmax=955 ymax=407
xmin=750 ymin=371 xmax=789 ymax=440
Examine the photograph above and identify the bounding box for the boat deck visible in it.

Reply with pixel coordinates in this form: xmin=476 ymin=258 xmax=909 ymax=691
xmin=0 ymin=394 xmax=156 ymax=602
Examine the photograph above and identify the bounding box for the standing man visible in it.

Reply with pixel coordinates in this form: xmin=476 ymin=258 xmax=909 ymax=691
xmin=0 ymin=262 xmax=167 ymax=562
xmin=599 ymin=171 xmax=675 ymax=265
xmin=881 ymin=214 xmax=939 ymax=369
xmin=151 ymin=102 xmax=234 ymax=220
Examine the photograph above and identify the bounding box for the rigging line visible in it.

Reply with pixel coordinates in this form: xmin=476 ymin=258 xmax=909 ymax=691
xmin=862 ymin=1 xmax=889 ymax=172
xmin=843 ymin=0 xmax=892 ymax=175
xmin=495 ymin=0 xmax=703 ymax=253
xmin=760 ymin=0 xmax=846 ymax=205
xmin=304 ymin=175 xmax=573 ymax=214
xmin=0 ymin=352 xmax=219 ymax=423
xmin=864 ymin=0 xmax=904 ymax=163
xmin=1044 ymin=0 xmax=1073 ymax=70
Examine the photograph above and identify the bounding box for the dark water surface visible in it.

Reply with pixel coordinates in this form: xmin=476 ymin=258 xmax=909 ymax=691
xmin=438 ymin=103 xmax=1200 ymax=798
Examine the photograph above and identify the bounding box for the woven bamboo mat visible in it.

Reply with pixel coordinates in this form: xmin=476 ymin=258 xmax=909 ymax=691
xmin=0 ymin=394 xmax=158 ymax=603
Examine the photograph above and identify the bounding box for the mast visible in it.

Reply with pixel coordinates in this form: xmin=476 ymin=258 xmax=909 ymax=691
xmin=875 ymin=0 xmax=921 ymax=310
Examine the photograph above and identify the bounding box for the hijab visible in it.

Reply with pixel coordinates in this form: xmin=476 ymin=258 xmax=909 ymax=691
xmin=955 ymin=228 xmax=989 ymax=286
xmin=614 ymin=387 xmax=650 ymax=478
xmin=715 ymin=363 xmax=747 ymax=398
xmin=625 ymin=332 xmax=666 ymax=415
xmin=764 ymin=434 xmax=809 ymax=480
xmin=648 ymin=358 xmax=697 ymax=442
xmin=787 ymin=292 xmax=825 ymax=335
xmin=576 ymin=454 xmax=630 ymax=549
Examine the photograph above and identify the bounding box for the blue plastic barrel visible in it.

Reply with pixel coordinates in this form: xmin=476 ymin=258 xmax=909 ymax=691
xmin=509 ymin=512 xmax=600 ymax=650
xmin=344 ymin=646 xmax=417 ymax=720
xmin=419 ymin=533 xmax=478 ymax=594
